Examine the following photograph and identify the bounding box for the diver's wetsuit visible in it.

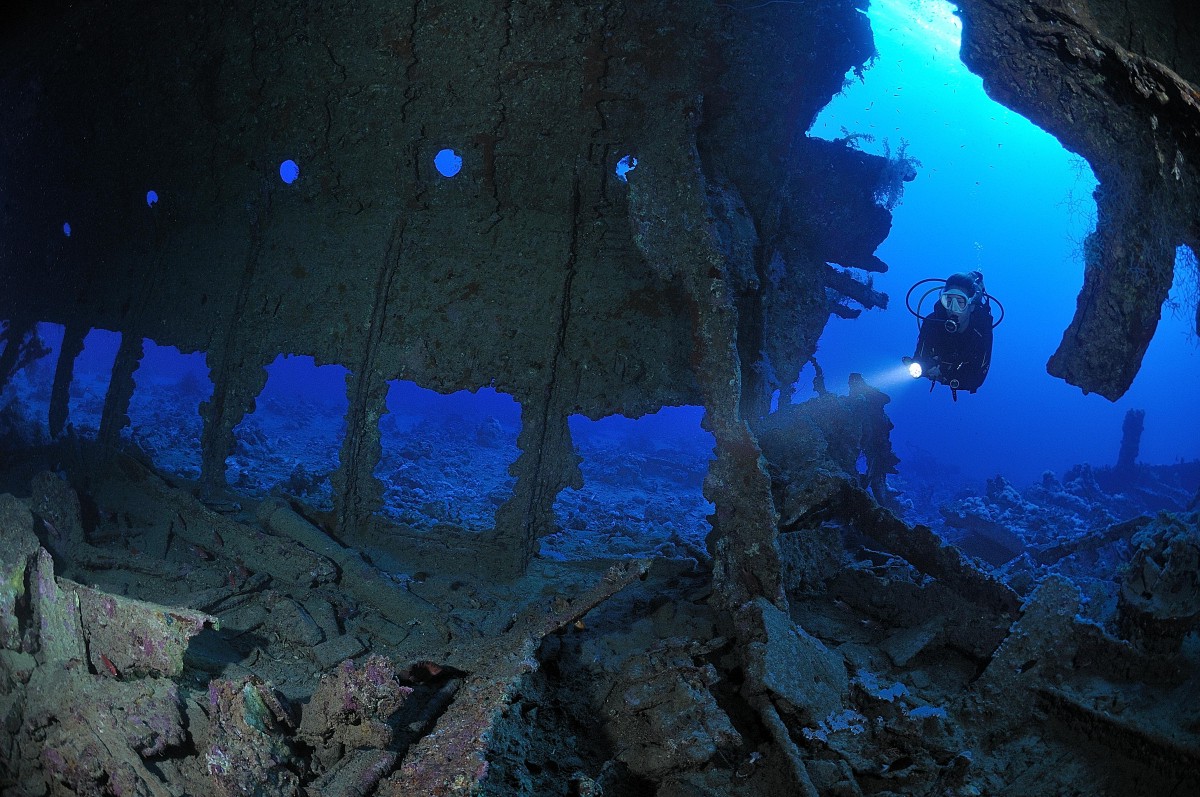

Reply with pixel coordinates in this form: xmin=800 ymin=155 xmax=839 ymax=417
xmin=913 ymin=300 xmax=993 ymax=392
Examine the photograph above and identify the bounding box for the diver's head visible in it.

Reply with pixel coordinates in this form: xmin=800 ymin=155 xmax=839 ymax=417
xmin=939 ymin=287 xmax=971 ymax=332
xmin=946 ymin=270 xmax=984 ymax=296
xmin=939 ymin=271 xmax=985 ymax=332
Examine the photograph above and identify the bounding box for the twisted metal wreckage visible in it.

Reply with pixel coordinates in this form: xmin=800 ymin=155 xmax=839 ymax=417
xmin=0 ymin=0 xmax=1198 ymax=794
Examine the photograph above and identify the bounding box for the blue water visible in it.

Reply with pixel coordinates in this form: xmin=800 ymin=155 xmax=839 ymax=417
xmin=226 ymin=355 xmax=348 ymax=507
xmin=126 ymin=342 xmax=210 ymax=477
xmin=69 ymin=328 xmax=120 ymax=431
xmin=808 ymin=0 xmax=1199 ymax=484
xmin=9 ymin=325 xmax=714 ymax=545
xmin=374 ymin=381 xmax=521 ymax=529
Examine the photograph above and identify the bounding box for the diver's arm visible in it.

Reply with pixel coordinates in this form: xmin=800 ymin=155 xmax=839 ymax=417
xmin=972 ymin=345 xmax=991 ymax=390
xmin=962 ymin=312 xmax=994 ymax=391
xmin=977 ymin=308 xmax=994 ymax=387
xmin=913 ymin=317 xmax=936 ymax=364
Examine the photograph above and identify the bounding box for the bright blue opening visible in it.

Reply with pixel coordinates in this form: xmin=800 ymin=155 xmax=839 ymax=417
xmin=62 ymin=222 xmax=71 ymax=237
xmin=146 ymin=190 xmax=159 ymax=207
xmin=279 ymin=159 xmax=300 ymax=184
xmin=615 ymin=155 xmax=638 ymax=182
xmin=545 ymin=406 xmax=714 ymax=561
xmin=805 ymin=0 xmax=1199 ymax=483
xmin=67 ymin=328 xmax=122 ymax=434
xmin=126 ymin=340 xmax=212 ymax=479
xmin=0 ymin=321 xmax=64 ymax=442
xmin=374 ymin=380 xmax=520 ymax=531
xmin=227 ymin=354 xmax=349 ymax=509
xmin=433 ymin=149 xmax=463 ymax=178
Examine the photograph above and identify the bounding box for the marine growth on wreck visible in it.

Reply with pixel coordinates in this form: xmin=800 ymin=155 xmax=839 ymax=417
xmin=0 ymin=0 xmax=1198 ymax=795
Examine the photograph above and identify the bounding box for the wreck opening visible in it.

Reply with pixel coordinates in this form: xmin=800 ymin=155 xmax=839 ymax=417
xmin=374 ymin=379 xmax=520 ymax=531
xmin=433 ymin=148 xmax=464 ymax=178
xmin=226 ymin=354 xmax=349 ymax=508
xmin=614 ymin=154 xmax=638 ymax=182
xmin=0 ymin=320 xmax=61 ymax=442
xmin=125 ymin=340 xmax=211 ymax=480
xmin=545 ymin=406 xmax=714 ymax=561
xmin=65 ymin=327 xmax=121 ymax=435
xmin=279 ymin=159 xmax=300 ymax=185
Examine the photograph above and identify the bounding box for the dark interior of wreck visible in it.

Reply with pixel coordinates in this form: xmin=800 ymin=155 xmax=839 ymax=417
xmin=1 ymin=1 xmax=1199 ymax=795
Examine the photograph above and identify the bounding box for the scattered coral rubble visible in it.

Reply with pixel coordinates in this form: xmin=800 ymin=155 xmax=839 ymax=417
xmin=1 ymin=390 xmax=1199 ymax=796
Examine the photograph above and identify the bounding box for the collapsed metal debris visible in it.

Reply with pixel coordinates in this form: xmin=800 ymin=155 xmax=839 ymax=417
xmin=1 ymin=388 xmax=1195 ymax=795
xmin=0 ymin=459 xmax=656 ymax=795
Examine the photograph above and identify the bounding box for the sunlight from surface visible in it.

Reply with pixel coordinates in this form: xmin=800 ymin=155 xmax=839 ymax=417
xmin=801 ymin=0 xmax=1197 ymax=480
xmin=870 ymin=0 xmax=962 ymax=58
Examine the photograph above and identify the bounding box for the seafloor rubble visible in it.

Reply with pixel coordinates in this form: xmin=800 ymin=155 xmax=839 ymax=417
xmin=2 ymin=0 xmax=1200 ymax=794
xmin=1 ymin=388 xmax=1197 ymax=796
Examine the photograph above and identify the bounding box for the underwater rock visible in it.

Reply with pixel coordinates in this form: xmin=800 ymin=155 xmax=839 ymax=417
xmin=838 ymin=484 xmax=1022 ymax=620
xmin=757 ymin=379 xmax=904 ymax=574
xmin=0 ymin=494 xmax=40 ymax=651
xmin=262 ymin=592 xmax=325 ymax=648
xmin=473 ymin=416 xmax=505 ymax=447
xmin=0 ymin=395 xmax=48 ymax=449
xmin=932 ymin=460 xmax=1198 ymax=618
xmin=19 ymin=664 xmax=187 ymax=797
xmin=282 ymin=462 xmax=328 ymax=499
xmin=86 ymin=455 xmax=337 ymax=588
xmin=205 ymin=675 xmax=301 ymax=796
xmin=798 ymin=669 xmax=969 ymax=795
xmin=1118 ymin=512 xmax=1200 ymax=653
xmin=0 ymin=516 xmax=211 ymax=795
xmin=67 ymin=581 xmax=217 ymax=679
xmin=940 ymin=490 xmax=1030 ymax=567
xmin=233 ymin=425 xmax=270 ymax=456
xmin=880 ymin=614 xmax=946 ymax=668
xmin=996 ymin=552 xmax=1043 ymax=596
xmin=742 ymin=598 xmax=848 ymax=727
xmin=382 ymin=560 xmax=649 ymax=796
xmin=312 ymin=634 xmax=368 ymax=671
xmin=1024 ymin=469 xmax=1098 ymax=517
xmin=978 ymin=575 xmax=1085 ymax=705
xmin=778 ymin=522 xmax=845 ymax=595
xmin=298 ymin=655 xmax=414 ymax=771
xmin=307 ymin=749 xmax=398 ymax=797
xmin=942 ymin=470 xmax=1124 ymax=566
xmin=30 ymin=548 xmax=86 ymax=667
xmin=29 ymin=470 xmax=87 ymax=556
xmin=257 ymin=497 xmax=438 ymax=632
xmin=602 ymin=650 xmax=741 ymax=780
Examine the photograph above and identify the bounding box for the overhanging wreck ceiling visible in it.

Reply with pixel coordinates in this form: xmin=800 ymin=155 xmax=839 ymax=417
xmin=956 ymin=0 xmax=1200 ymax=399
xmin=0 ymin=0 xmax=889 ymax=572
xmin=0 ymin=0 xmax=1198 ymax=560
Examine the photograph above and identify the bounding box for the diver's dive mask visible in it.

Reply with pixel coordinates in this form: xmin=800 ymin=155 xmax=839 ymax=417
xmin=939 ymin=288 xmax=971 ymax=332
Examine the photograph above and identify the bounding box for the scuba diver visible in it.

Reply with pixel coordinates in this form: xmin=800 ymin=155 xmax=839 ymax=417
xmin=903 ymin=270 xmax=1003 ymax=401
